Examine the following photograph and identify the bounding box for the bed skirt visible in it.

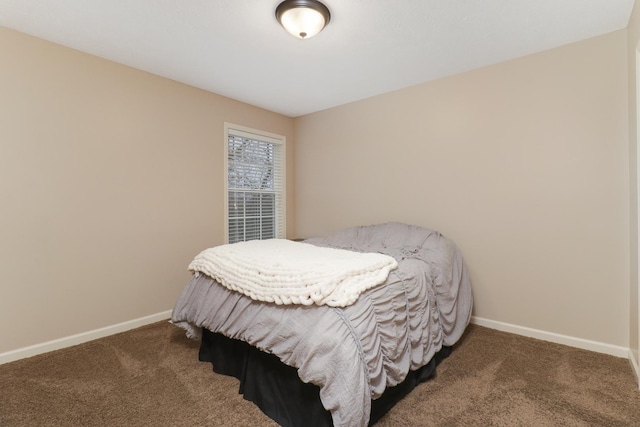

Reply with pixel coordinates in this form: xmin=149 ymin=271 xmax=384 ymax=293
xmin=199 ymin=328 xmax=452 ymax=427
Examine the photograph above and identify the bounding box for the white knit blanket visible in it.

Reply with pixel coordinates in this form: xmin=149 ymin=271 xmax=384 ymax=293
xmin=188 ymin=239 xmax=398 ymax=307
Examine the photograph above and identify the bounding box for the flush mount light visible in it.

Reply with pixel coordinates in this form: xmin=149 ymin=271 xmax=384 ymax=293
xmin=275 ymin=0 xmax=331 ymax=39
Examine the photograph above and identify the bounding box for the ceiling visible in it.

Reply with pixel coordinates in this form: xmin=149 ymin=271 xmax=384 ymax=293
xmin=0 ymin=0 xmax=635 ymax=117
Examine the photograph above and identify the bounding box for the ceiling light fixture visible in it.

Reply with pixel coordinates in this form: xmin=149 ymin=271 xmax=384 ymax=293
xmin=275 ymin=0 xmax=331 ymax=40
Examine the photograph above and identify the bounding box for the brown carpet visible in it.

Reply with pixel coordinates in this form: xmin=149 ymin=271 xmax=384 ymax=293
xmin=0 ymin=322 xmax=638 ymax=426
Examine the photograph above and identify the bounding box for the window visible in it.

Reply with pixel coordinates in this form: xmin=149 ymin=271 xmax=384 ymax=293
xmin=224 ymin=123 xmax=286 ymax=244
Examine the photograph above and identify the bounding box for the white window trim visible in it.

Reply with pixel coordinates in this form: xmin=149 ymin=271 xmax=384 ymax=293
xmin=224 ymin=122 xmax=286 ymax=244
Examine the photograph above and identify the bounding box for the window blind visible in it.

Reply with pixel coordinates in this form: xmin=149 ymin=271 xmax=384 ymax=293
xmin=226 ymin=128 xmax=285 ymax=244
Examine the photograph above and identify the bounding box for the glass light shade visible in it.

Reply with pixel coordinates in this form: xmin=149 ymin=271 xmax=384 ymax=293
xmin=276 ymin=0 xmax=331 ymax=40
xmin=280 ymin=7 xmax=326 ymax=39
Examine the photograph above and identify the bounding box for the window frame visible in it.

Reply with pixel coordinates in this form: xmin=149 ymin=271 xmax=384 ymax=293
xmin=224 ymin=123 xmax=286 ymax=244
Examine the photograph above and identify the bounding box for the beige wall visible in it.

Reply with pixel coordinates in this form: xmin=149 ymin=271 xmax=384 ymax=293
xmin=0 ymin=21 xmax=633 ymax=356
xmin=0 ymin=27 xmax=294 ymax=354
xmin=295 ymin=31 xmax=630 ymax=347
xmin=628 ymin=0 xmax=640 ymax=371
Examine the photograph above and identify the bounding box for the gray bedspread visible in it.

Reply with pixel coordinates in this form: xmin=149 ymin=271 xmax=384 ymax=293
xmin=171 ymin=222 xmax=473 ymax=427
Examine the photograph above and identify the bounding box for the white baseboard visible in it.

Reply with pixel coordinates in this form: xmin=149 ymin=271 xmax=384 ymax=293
xmin=471 ymin=316 xmax=629 ymax=358
xmin=0 ymin=310 xmax=173 ymax=366
xmin=0 ymin=312 xmax=633 ymax=368
xmin=629 ymin=349 xmax=640 ymax=389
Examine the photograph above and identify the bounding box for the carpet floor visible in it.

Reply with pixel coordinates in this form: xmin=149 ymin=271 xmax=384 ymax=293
xmin=0 ymin=322 xmax=638 ymax=426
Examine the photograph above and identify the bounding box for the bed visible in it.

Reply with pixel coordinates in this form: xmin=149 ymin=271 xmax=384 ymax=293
xmin=171 ymin=222 xmax=473 ymax=427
